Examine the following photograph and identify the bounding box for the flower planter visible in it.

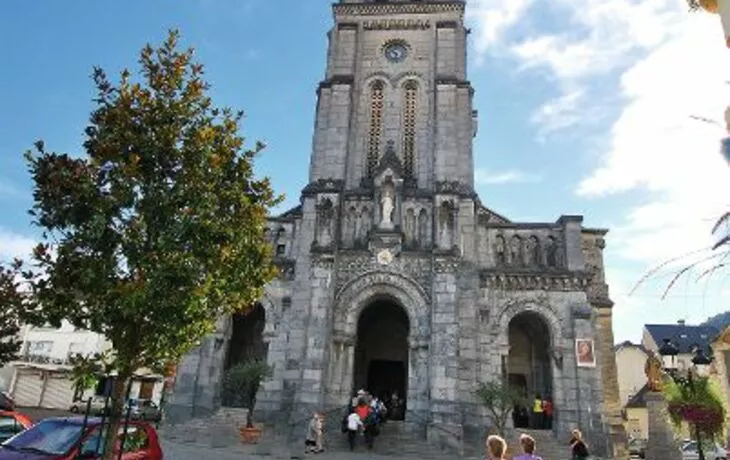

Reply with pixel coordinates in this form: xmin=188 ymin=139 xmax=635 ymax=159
xmin=239 ymin=425 xmax=263 ymax=444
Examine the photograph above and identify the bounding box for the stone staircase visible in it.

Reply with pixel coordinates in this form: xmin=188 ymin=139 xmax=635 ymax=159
xmin=324 ymin=420 xmax=459 ymax=459
xmin=462 ymin=428 xmax=568 ymax=460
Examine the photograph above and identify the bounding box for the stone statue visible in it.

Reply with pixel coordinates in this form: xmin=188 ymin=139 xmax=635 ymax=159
xmin=380 ymin=181 xmax=395 ymax=229
xmin=524 ymin=235 xmax=540 ymax=266
xmin=545 ymin=236 xmax=558 ymax=267
xmin=645 ymin=353 xmax=664 ymax=392
xmin=495 ymin=234 xmax=506 ymax=265
xmin=509 ymin=235 xmax=522 ymax=266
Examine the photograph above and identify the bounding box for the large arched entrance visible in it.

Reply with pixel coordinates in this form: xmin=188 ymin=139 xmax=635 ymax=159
xmin=507 ymin=311 xmax=553 ymax=428
xmin=353 ymin=296 xmax=409 ymax=420
xmin=225 ymin=303 xmax=267 ymax=370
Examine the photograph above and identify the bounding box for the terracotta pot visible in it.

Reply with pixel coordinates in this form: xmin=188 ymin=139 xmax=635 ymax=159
xmin=699 ymin=0 xmax=719 ymax=13
xmin=239 ymin=426 xmax=263 ymax=444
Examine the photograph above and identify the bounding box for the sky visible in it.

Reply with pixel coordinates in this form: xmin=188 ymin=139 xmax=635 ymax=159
xmin=1 ymin=0 xmax=730 ymax=343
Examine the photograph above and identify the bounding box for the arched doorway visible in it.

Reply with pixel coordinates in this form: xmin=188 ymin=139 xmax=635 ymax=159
xmin=225 ymin=303 xmax=267 ymax=371
xmin=507 ymin=311 xmax=553 ymax=428
xmin=353 ymin=297 xmax=409 ymax=420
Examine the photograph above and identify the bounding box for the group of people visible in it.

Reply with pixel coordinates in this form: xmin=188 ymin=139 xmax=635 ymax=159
xmin=485 ymin=429 xmax=590 ymax=460
xmin=342 ymin=388 xmax=388 ymax=451
xmin=513 ymin=393 xmax=554 ymax=430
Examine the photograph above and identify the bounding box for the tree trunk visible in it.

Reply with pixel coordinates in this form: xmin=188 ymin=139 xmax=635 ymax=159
xmin=100 ymin=371 xmax=132 ymax=460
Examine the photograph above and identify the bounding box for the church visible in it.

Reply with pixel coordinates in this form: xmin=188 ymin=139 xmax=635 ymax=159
xmin=168 ymin=1 xmax=627 ymax=457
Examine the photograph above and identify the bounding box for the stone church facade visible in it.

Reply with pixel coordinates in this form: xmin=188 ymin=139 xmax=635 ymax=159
xmin=168 ymin=1 xmax=627 ymax=457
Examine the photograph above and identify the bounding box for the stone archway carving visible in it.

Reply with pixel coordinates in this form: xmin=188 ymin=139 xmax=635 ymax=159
xmin=334 ymin=269 xmax=431 ymax=340
xmin=492 ymin=296 xmax=565 ymax=350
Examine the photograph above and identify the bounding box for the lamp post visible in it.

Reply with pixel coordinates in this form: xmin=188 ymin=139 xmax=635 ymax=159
xmin=658 ymin=338 xmax=714 ymax=460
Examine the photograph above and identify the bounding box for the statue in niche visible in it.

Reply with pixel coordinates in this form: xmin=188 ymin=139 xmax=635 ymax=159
xmin=357 ymin=207 xmax=371 ymax=244
xmin=379 ymin=180 xmax=396 ymax=229
xmin=405 ymin=208 xmax=416 ymax=244
xmin=418 ymin=209 xmax=429 ymax=249
xmin=524 ymin=235 xmax=541 ymax=266
xmin=545 ymin=236 xmax=559 ymax=267
xmin=344 ymin=206 xmax=357 ymax=246
xmin=494 ymin=234 xmax=506 ymax=265
xmin=438 ymin=201 xmax=455 ymax=249
xmin=316 ymin=198 xmax=335 ymax=247
xmin=509 ymin=235 xmax=522 ymax=266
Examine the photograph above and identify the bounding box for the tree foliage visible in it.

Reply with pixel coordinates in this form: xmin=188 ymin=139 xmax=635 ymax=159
xmin=0 ymin=263 xmax=25 ymax=366
xmin=475 ymin=380 xmax=525 ymax=436
xmin=6 ymin=30 xmax=281 ymax=458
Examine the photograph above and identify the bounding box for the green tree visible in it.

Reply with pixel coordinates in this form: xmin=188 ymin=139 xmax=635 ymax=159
xmin=220 ymin=360 xmax=273 ymax=427
xmin=9 ymin=30 xmax=281 ymax=459
xmin=0 ymin=263 xmax=25 ymax=366
xmin=475 ymin=380 xmax=525 ymax=436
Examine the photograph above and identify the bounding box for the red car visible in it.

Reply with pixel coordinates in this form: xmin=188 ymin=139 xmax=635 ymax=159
xmin=0 ymin=416 xmax=163 ymax=459
xmin=0 ymin=412 xmax=33 ymax=443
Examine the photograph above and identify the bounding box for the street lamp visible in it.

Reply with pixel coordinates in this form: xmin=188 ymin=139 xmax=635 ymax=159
xmin=658 ymin=339 xmax=715 ymax=460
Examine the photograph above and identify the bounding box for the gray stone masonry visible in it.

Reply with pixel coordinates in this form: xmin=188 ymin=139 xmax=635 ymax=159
xmin=646 ymin=391 xmax=682 ymax=460
xmin=168 ymin=1 xmax=622 ymax=458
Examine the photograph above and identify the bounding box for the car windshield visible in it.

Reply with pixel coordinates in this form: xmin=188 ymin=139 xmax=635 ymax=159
xmin=2 ymin=419 xmax=85 ymax=455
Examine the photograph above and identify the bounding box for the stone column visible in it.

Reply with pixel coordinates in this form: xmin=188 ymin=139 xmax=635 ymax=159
xmin=428 ymin=258 xmax=463 ymax=453
xmin=406 ymin=334 xmax=429 ymax=426
xmin=645 ymin=392 xmax=681 ymax=460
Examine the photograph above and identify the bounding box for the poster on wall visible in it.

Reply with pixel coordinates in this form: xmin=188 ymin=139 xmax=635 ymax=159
xmin=575 ymin=338 xmax=596 ymax=368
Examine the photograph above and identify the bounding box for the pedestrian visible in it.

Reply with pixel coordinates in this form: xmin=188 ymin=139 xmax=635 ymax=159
xmin=355 ymin=399 xmax=375 ymax=450
xmin=346 ymin=411 xmax=363 ymax=451
xmin=305 ymin=412 xmax=322 ymax=453
xmin=531 ymin=393 xmax=543 ymax=429
xmin=513 ymin=434 xmax=542 ymax=460
xmin=569 ymin=429 xmax=590 ymax=460
xmin=542 ymin=397 xmax=553 ymax=430
xmin=486 ymin=435 xmax=508 ymax=460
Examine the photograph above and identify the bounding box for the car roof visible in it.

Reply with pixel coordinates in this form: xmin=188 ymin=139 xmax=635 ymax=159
xmin=39 ymin=416 xmax=150 ymax=426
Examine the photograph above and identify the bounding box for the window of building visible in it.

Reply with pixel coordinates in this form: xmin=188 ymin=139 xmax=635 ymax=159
xmin=367 ymin=81 xmax=385 ymax=177
xmin=276 ymin=244 xmax=286 ymax=257
xmin=402 ymin=80 xmax=418 ymax=177
xmin=26 ymin=341 xmax=53 ymax=357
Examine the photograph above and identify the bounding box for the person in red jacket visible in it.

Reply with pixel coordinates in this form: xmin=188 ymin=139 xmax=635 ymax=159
xmin=542 ymin=398 xmax=554 ymax=430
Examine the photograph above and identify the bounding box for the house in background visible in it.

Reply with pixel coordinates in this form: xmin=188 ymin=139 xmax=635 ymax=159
xmin=615 ymin=341 xmax=649 ymax=407
xmin=3 ymin=321 xmax=162 ymax=409
xmin=642 ymin=320 xmax=718 ymax=368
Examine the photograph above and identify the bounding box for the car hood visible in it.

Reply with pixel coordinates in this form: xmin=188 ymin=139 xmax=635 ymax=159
xmin=0 ymin=448 xmax=59 ymax=459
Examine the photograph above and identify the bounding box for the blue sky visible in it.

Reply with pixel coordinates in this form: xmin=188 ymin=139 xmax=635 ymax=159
xmin=1 ymin=0 xmax=730 ymax=343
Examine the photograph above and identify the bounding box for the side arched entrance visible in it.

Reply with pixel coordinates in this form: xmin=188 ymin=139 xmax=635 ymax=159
xmin=329 ymin=271 xmax=431 ymax=421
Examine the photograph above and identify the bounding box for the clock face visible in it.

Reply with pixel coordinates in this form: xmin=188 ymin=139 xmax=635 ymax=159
xmin=384 ymin=43 xmax=408 ymax=63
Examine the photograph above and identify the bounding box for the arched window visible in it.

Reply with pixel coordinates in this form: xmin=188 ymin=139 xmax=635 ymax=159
xmin=367 ymin=81 xmax=385 ymax=177
xmin=402 ymin=80 xmax=418 ymax=177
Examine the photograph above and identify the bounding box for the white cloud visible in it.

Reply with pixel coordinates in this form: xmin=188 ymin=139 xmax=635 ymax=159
xmin=530 ymin=88 xmax=585 ymax=137
xmin=475 ymin=168 xmax=541 ymax=185
xmin=0 ymin=229 xmax=36 ymax=262
xmin=466 ymin=0 xmax=534 ymax=60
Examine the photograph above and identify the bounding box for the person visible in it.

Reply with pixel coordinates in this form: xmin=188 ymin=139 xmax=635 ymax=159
xmin=569 ymin=429 xmax=590 ymax=460
xmin=531 ymin=394 xmax=543 ymax=429
xmin=355 ymin=399 xmax=376 ymax=450
xmin=346 ymin=411 xmax=363 ymax=451
xmin=486 ymin=435 xmax=508 ymax=460
xmin=542 ymin=398 xmax=553 ymax=430
xmin=513 ymin=434 xmax=542 ymax=460
xmin=305 ymin=412 xmax=323 ymax=453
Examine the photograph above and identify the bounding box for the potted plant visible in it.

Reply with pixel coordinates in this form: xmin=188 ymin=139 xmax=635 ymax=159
xmin=221 ymin=359 xmax=273 ymax=444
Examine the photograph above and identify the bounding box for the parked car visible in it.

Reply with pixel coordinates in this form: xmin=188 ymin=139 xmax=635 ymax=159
xmin=681 ymin=440 xmax=727 ymax=460
xmin=628 ymin=438 xmax=647 ymax=458
xmin=125 ymin=399 xmax=161 ymax=422
xmin=0 ymin=412 xmax=32 ymax=443
xmin=69 ymin=397 xmax=109 ymax=416
xmin=0 ymin=416 xmax=163 ymax=459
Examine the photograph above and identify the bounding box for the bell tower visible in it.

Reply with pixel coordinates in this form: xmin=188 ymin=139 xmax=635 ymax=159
xmin=307 ymin=0 xmax=476 ymax=193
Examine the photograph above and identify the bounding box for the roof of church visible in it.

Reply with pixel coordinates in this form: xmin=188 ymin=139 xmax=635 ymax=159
xmin=644 ymin=323 xmax=719 ymax=354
